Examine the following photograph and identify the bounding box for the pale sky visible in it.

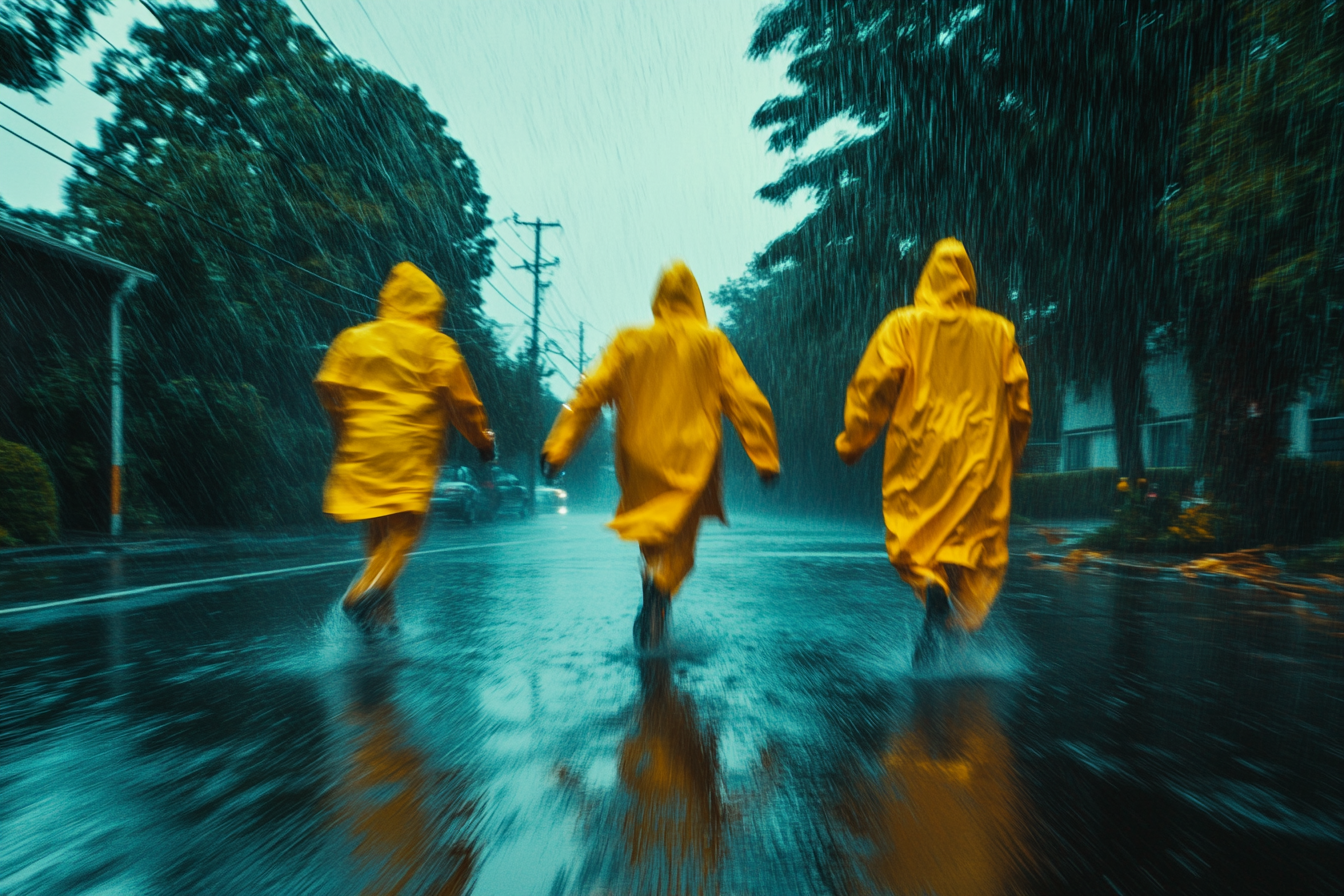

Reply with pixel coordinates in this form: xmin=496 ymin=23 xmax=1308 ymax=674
xmin=0 ymin=0 xmax=825 ymax=393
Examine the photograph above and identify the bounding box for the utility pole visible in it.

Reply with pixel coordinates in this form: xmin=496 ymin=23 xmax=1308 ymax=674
xmin=108 ymin=274 xmax=142 ymax=537
xmin=577 ymin=322 xmax=586 ymax=376
xmin=512 ymin=213 xmax=561 ymax=512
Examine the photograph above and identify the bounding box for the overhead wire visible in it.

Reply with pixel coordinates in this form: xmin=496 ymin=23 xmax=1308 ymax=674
xmin=0 ymin=105 xmax=377 ymax=305
xmin=0 ymin=108 xmax=488 ymax=349
xmin=14 ymin=3 xmax=520 ymax=373
xmin=349 ymin=0 xmax=413 ymax=84
xmin=123 ymin=1 xmax=504 ymax=349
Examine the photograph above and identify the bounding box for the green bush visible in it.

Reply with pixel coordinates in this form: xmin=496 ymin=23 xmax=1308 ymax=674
xmin=0 ymin=439 xmax=59 ymax=544
xmin=1068 ymin=460 xmax=1344 ymax=552
xmin=1241 ymin=459 xmax=1344 ymax=545
xmin=1012 ymin=468 xmax=1196 ymax=520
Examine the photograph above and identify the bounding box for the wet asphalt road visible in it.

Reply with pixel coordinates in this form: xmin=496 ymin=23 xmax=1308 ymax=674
xmin=2 ymin=513 xmax=1342 ymax=895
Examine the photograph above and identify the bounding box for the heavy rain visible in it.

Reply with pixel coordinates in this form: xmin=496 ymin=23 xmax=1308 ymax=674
xmin=1 ymin=1 xmax=1342 ymax=893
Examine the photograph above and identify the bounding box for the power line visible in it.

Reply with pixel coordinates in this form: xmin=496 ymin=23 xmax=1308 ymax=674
xmin=138 ymin=0 xmax=399 ymax=263
xmin=0 ymin=101 xmax=378 ymax=303
xmin=0 ymin=113 xmax=475 ymax=350
xmin=349 ymin=0 xmax=413 ymax=84
xmin=481 ymin=276 xmax=532 ymax=320
xmin=294 ymin=0 xmax=337 ymax=46
xmin=3 ymin=118 xmax=381 ymax=327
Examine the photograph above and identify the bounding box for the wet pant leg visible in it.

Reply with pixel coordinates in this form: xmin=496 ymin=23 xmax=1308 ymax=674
xmin=639 ymin=517 xmax=701 ymax=596
xmin=896 ymin=561 xmax=1004 ymax=632
xmin=344 ymin=511 xmax=425 ymax=607
xmin=945 ymin=563 xmax=1004 ymax=632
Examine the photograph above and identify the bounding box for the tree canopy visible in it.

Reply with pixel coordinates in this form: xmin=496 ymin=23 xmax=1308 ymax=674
xmin=13 ymin=0 xmax=537 ymax=526
xmin=1 ymin=0 xmax=108 ymax=93
xmin=1162 ymin=0 xmax=1344 ymax=489
xmin=728 ymin=0 xmax=1228 ymax=501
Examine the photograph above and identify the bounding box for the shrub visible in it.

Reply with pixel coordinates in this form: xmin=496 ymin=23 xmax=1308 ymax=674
xmin=1240 ymin=459 xmax=1344 ymax=545
xmin=1012 ymin=468 xmax=1195 ymax=520
xmin=1078 ymin=460 xmax=1344 ymax=552
xmin=0 ymin=439 xmax=59 ymax=544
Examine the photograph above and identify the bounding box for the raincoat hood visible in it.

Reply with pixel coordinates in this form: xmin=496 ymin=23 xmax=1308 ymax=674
xmin=377 ymin=262 xmax=446 ymax=328
xmin=652 ymin=261 xmax=708 ymax=324
xmin=913 ymin=238 xmax=977 ymax=312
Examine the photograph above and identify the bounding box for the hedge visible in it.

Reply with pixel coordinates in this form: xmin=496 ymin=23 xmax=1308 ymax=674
xmin=1012 ymin=468 xmax=1195 ymax=520
xmin=1014 ymin=461 xmax=1344 ymax=545
xmin=1244 ymin=459 xmax=1344 ymax=545
xmin=0 ymin=439 xmax=59 ymax=544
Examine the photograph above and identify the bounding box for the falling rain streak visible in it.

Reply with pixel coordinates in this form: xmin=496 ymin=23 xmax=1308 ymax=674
xmin=2 ymin=1 xmax=1343 ymax=894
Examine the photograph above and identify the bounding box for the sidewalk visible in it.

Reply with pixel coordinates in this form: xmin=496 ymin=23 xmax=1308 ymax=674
xmin=1016 ymin=522 xmax=1344 ymax=598
xmin=0 ymin=527 xmax=341 ymax=564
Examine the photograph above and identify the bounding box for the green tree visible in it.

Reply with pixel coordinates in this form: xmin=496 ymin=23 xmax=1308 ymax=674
xmin=1 ymin=0 xmax=108 ymax=92
xmin=742 ymin=0 xmax=1225 ymax=488
xmin=1162 ymin=0 xmax=1344 ymax=518
xmin=42 ymin=0 xmax=528 ymax=524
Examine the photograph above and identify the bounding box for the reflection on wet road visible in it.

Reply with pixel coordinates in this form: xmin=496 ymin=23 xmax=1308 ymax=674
xmin=2 ymin=514 xmax=1342 ymax=894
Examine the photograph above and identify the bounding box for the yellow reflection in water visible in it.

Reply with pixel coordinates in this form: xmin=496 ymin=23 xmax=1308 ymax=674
xmin=617 ymin=656 xmax=725 ymax=891
xmin=331 ymin=665 xmax=480 ymax=896
xmin=845 ymin=683 xmax=1034 ymax=896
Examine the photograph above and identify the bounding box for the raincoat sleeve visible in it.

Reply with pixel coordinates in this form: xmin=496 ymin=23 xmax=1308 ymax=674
xmin=1004 ymin=330 xmax=1032 ymax=468
xmin=429 ymin=338 xmax=494 ymax=452
xmin=542 ymin=338 xmax=624 ymax=470
xmin=717 ymin=335 xmax=780 ymax=475
xmin=314 ymin=331 xmax=353 ymax=439
xmin=835 ymin=316 xmax=909 ymax=465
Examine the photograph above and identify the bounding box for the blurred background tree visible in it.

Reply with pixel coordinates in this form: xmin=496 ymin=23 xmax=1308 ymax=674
xmin=1162 ymin=0 xmax=1344 ymax=524
xmin=1 ymin=0 xmax=109 ymax=92
xmin=729 ymin=0 xmax=1226 ymax=506
xmin=9 ymin=0 xmax=536 ymax=528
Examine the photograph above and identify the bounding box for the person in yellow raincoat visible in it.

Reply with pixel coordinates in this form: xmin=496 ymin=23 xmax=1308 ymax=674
xmin=315 ymin=262 xmax=495 ymax=631
xmin=541 ymin=261 xmax=779 ymax=648
xmin=836 ymin=238 xmax=1031 ymax=664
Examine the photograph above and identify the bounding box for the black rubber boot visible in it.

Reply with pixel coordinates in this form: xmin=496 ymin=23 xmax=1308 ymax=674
xmin=634 ymin=576 xmax=670 ymax=650
xmin=343 ymin=587 xmax=394 ymax=635
xmin=913 ymin=583 xmax=952 ymax=668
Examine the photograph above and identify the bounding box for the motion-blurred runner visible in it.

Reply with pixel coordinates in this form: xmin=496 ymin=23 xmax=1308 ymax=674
xmin=315 ymin=262 xmax=496 ymax=632
xmin=836 ymin=239 xmax=1032 ymax=665
xmin=541 ymin=261 xmax=779 ymax=648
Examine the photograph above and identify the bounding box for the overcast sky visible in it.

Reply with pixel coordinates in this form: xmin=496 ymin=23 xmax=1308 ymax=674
xmin=0 ymin=0 xmax=830 ymax=391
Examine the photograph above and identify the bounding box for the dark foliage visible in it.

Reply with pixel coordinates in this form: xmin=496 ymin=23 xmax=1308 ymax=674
xmin=0 ymin=0 xmax=108 ymax=93
xmin=18 ymin=0 xmax=539 ymax=528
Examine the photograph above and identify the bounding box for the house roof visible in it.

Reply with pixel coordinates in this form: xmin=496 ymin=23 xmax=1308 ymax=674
xmin=0 ymin=216 xmax=155 ymax=282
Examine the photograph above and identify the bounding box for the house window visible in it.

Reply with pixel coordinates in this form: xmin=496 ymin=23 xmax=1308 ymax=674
xmin=1064 ymin=433 xmax=1092 ymax=471
xmin=1147 ymin=420 xmax=1191 ymax=468
xmin=1313 ymin=416 xmax=1344 ymax=461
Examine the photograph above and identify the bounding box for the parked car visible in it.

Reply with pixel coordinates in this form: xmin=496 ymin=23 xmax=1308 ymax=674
xmin=431 ymin=465 xmax=489 ymax=523
xmin=481 ymin=467 xmax=529 ymax=519
xmin=534 ymin=486 xmax=568 ymax=514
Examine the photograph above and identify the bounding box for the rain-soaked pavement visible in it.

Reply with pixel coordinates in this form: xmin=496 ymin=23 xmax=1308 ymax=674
xmin=2 ymin=513 xmax=1342 ymax=895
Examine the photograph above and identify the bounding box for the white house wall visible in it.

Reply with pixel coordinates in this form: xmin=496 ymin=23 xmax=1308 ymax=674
xmin=1143 ymin=354 xmax=1195 ymax=420
xmin=1058 ymin=354 xmax=1315 ymax=470
xmin=1061 ymin=384 xmax=1115 ymax=432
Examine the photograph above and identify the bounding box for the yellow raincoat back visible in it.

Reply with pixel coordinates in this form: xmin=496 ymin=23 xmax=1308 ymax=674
xmin=836 ymin=239 xmax=1031 ymax=629
xmin=542 ymin=261 xmax=779 ymax=551
xmin=315 ymin=262 xmax=494 ymax=522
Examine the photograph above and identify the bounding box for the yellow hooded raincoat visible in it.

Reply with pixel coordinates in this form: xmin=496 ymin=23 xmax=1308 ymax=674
xmin=542 ymin=262 xmax=779 ymax=594
xmin=315 ymin=262 xmax=495 ymax=522
xmin=836 ymin=239 xmax=1031 ymax=630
